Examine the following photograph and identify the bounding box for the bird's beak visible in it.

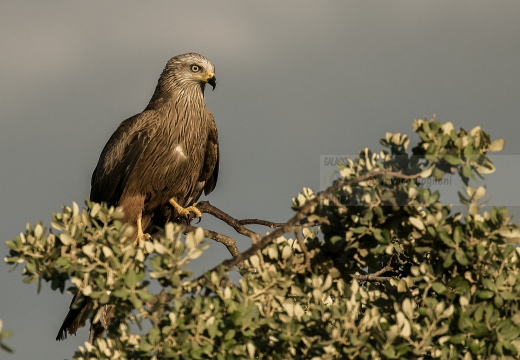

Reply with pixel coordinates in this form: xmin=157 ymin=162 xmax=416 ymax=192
xmin=207 ymin=75 xmax=216 ymax=91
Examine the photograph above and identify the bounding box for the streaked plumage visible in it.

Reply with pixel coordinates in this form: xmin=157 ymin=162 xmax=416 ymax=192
xmin=56 ymin=53 xmax=219 ymax=341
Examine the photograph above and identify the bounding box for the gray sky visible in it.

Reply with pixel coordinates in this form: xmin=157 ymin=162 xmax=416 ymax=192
xmin=1 ymin=1 xmax=520 ymax=358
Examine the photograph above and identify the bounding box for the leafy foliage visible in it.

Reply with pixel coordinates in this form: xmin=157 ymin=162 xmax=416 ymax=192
xmin=5 ymin=118 xmax=520 ymax=359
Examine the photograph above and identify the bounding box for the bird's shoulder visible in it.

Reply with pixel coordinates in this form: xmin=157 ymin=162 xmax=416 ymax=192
xmin=101 ymin=111 xmax=159 ymax=163
xmin=90 ymin=110 xmax=159 ymax=202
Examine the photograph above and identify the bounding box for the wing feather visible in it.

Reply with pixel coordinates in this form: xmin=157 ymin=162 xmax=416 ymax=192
xmin=203 ymin=121 xmax=219 ymax=195
xmin=202 ymin=110 xmax=219 ymax=196
xmin=90 ymin=113 xmax=153 ymax=205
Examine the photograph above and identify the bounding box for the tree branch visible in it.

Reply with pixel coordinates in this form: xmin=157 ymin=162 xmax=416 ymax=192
xmin=350 ymin=266 xmax=394 ymax=283
xmin=196 ymin=169 xmax=426 ymax=275
xmin=351 ymin=258 xmax=395 ymax=282
xmin=186 ymin=224 xmax=247 ymax=271
xmin=350 ymin=275 xmax=392 ymax=282
xmin=238 ymin=219 xmax=287 ymax=229
xmin=197 ymin=202 xmax=262 ymax=243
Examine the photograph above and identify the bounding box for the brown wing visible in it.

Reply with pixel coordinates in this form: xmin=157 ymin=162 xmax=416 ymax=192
xmin=180 ymin=110 xmax=219 ymax=209
xmin=203 ymin=110 xmax=219 ymax=196
xmin=90 ymin=112 xmax=154 ymax=206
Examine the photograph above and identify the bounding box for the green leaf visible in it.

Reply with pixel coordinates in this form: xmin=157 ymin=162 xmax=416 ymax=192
xmin=224 ymin=329 xmax=236 ymax=341
xmin=500 ymin=291 xmax=517 ymax=300
xmin=472 ymin=322 xmax=489 ymax=338
xmin=113 ymin=288 xmax=130 ymax=299
xmin=5 ymin=240 xmax=18 ymax=251
xmin=372 ymin=228 xmax=386 ymax=243
xmin=137 ymin=289 xmax=154 ymax=301
xmin=380 ymin=347 xmax=397 ymax=358
xmin=207 ymin=323 xmax=218 ymax=338
xmin=124 ymin=268 xmax=140 ymax=288
xmin=129 ymin=294 xmax=142 ymax=309
xmin=351 ymin=226 xmax=368 ymax=234
xmin=483 ymin=279 xmax=497 ymax=292
xmin=443 ymin=250 xmax=455 ymax=268
xmin=455 ymin=250 xmax=470 ymax=266
xmin=464 ymin=145 xmax=480 ymax=157
xmin=56 ymin=257 xmax=71 ymax=267
xmin=432 ymin=167 xmax=445 ymax=180
xmin=449 ymin=333 xmax=466 ymax=345
xmin=461 ymin=164 xmax=473 ymax=179
xmin=453 ymin=226 xmax=463 ymax=245
xmin=494 ymin=295 xmax=504 ymax=308
xmin=444 ymin=155 xmax=463 ymax=165
xmin=458 ymin=313 xmax=472 ymax=331
xmin=4 ymin=256 xmax=20 ymax=264
xmin=477 ymin=290 xmax=494 ymax=299
xmin=89 ymin=291 xmax=102 ymax=299
xmin=229 ymin=311 xmax=242 ymax=326
xmin=25 ymin=259 xmax=37 ymax=274
xmin=99 ymin=293 xmax=110 ymax=304
xmin=432 ymin=282 xmax=447 ymax=294
xmin=439 ymin=231 xmax=456 ymax=247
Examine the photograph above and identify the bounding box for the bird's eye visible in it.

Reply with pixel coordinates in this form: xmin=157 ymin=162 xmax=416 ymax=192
xmin=191 ymin=65 xmax=201 ymax=72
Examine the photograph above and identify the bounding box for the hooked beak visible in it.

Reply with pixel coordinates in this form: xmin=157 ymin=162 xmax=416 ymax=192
xmin=207 ymin=75 xmax=216 ymax=91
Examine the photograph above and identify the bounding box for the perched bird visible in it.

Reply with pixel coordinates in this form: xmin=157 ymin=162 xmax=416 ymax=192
xmin=56 ymin=52 xmax=219 ymax=341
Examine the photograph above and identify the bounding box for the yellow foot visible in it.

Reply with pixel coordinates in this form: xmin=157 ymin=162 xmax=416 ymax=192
xmin=133 ymin=231 xmax=151 ymax=247
xmin=169 ymin=198 xmax=202 ymax=219
xmin=133 ymin=215 xmax=151 ymax=246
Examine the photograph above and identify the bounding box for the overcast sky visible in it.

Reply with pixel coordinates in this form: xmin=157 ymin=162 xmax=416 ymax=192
xmin=1 ymin=1 xmax=520 ymax=358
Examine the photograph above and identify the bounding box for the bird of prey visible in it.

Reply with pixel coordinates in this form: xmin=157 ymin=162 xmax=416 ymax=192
xmin=56 ymin=52 xmax=219 ymax=341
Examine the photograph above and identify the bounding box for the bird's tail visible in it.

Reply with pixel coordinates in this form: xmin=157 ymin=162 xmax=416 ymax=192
xmin=55 ymin=293 xmax=91 ymax=341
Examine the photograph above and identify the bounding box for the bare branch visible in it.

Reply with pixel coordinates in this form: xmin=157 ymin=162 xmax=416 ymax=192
xmin=351 ymin=258 xmax=395 ymax=283
xmin=197 ymin=202 xmax=261 ymax=242
xmin=238 ymin=219 xmax=287 ymax=228
xmin=351 ymin=274 xmax=392 ymax=282
xmin=186 ymin=224 xmax=247 ymax=271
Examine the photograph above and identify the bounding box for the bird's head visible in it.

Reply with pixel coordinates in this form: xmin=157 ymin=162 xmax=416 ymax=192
xmin=160 ymin=53 xmax=216 ymax=95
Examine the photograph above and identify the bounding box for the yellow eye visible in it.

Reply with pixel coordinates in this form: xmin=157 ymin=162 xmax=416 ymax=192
xmin=191 ymin=64 xmax=201 ymax=72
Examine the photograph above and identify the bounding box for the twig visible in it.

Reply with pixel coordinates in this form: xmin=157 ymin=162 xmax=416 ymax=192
xmin=186 ymin=225 xmax=247 ymax=271
xmin=197 ymin=202 xmax=261 ymax=242
xmin=351 ymin=258 xmax=395 ymax=282
xmin=238 ymin=219 xmax=287 ymax=229
xmin=350 ymin=275 xmax=392 ymax=282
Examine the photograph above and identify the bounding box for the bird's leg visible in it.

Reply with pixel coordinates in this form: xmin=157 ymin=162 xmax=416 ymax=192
xmin=169 ymin=198 xmax=202 ymax=219
xmin=133 ymin=213 xmax=151 ymax=246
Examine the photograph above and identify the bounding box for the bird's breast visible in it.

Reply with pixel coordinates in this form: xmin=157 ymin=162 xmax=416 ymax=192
xmin=173 ymin=144 xmax=188 ymax=160
xmin=144 ymin=109 xmax=208 ymax=184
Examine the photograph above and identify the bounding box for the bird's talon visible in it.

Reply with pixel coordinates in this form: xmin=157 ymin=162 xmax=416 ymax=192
xmin=133 ymin=215 xmax=151 ymax=246
xmin=169 ymin=199 xmax=202 ymax=219
xmin=185 ymin=204 xmax=202 ymax=218
xmin=133 ymin=232 xmax=151 ymax=247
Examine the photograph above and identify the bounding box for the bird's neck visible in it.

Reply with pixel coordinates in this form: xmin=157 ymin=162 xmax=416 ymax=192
xmin=145 ymin=82 xmax=205 ymax=111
